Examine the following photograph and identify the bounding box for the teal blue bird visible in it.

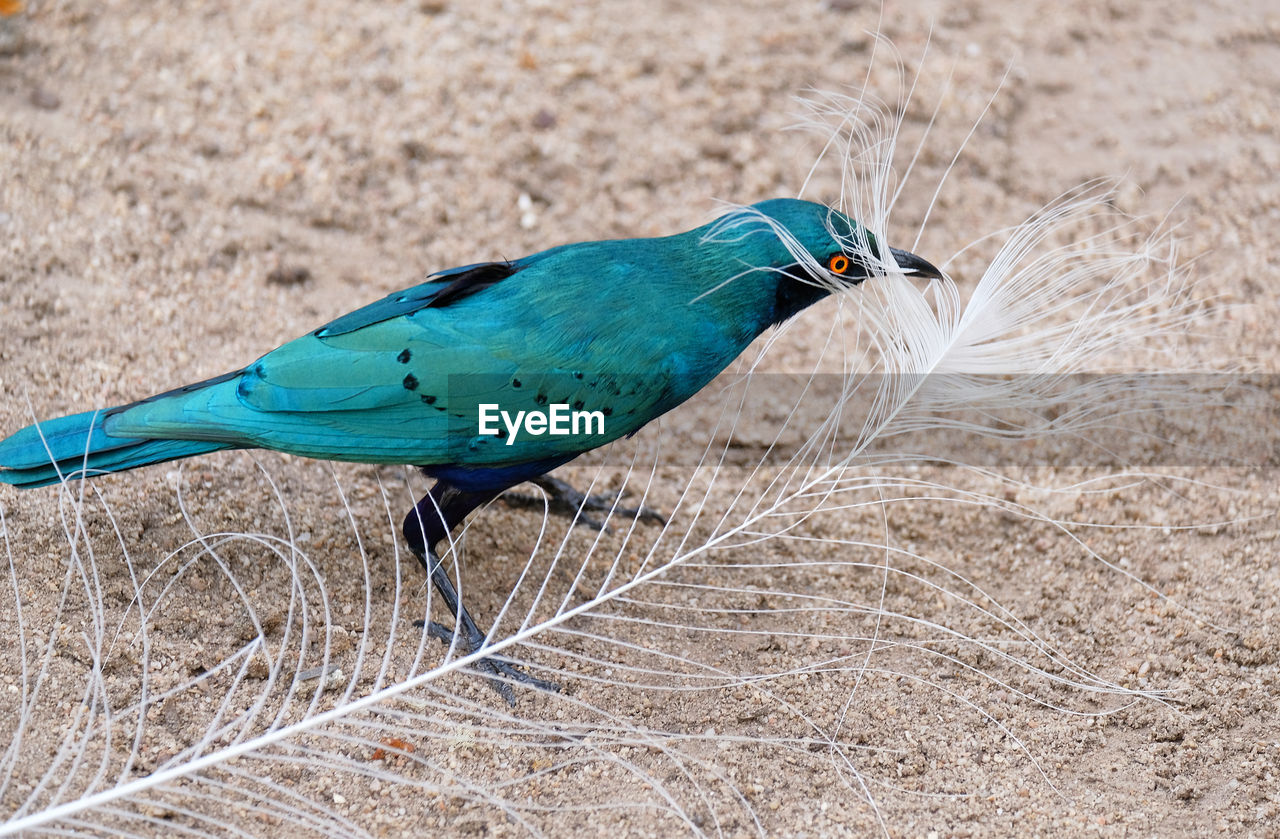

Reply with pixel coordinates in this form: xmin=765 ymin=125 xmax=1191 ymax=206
xmin=0 ymin=198 xmax=940 ymax=699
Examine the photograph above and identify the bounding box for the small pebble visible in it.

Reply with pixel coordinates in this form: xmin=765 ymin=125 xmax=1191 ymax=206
xmin=267 ymin=264 xmax=312 ymax=286
xmin=532 ymin=108 xmax=557 ymax=130
xmin=30 ymin=87 xmax=60 ymax=110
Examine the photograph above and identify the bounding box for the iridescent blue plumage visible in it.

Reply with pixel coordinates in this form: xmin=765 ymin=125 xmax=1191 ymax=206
xmin=2 ymin=198 xmax=938 ymax=489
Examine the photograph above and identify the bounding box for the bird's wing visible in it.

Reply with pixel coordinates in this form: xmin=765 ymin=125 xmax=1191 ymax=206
xmin=107 ymin=272 xmax=680 ymax=466
xmin=315 ymin=260 xmax=523 ymax=336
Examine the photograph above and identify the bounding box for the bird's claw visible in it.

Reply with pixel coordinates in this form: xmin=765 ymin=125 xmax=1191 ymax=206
xmin=503 ymin=475 xmax=666 ymax=531
xmin=420 ymin=619 xmax=561 ymax=705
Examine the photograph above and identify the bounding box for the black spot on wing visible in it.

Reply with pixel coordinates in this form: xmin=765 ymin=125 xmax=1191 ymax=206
xmin=403 ymin=374 xmax=419 ymax=391
xmin=397 ymin=348 xmax=412 ymax=363
xmin=423 ymin=260 xmax=519 ymax=309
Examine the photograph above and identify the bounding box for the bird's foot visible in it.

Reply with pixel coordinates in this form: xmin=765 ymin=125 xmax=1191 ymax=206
xmin=502 ymin=475 xmax=666 ymax=531
xmin=421 ymin=619 xmax=560 ymax=705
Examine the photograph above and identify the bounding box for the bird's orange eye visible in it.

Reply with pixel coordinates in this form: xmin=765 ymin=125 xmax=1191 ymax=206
xmin=828 ymin=254 xmax=850 ymax=274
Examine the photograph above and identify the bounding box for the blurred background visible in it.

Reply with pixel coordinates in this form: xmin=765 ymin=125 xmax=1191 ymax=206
xmin=1 ymin=1 xmax=1277 ymax=835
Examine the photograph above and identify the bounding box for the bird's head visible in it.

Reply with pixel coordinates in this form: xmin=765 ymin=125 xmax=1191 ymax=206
xmin=751 ymin=197 xmax=941 ymax=286
xmin=699 ymin=198 xmax=943 ymax=327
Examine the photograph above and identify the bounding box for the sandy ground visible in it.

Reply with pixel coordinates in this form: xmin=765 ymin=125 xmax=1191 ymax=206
xmin=1 ymin=0 xmax=1278 ymax=836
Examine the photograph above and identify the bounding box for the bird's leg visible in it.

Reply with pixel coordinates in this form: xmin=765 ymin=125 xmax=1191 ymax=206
xmin=403 ymin=481 xmax=559 ymax=703
xmin=502 ymin=474 xmax=666 ymax=531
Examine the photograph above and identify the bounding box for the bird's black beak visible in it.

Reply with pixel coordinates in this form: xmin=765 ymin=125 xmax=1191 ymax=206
xmin=889 ymin=247 xmax=944 ymax=280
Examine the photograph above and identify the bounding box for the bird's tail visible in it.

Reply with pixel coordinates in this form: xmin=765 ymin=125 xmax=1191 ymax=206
xmin=0 ymin=408 xmax=232 ymax=489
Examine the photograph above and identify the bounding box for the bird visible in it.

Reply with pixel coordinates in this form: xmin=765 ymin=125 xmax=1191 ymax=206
xmin=0 ymin=197 xmax=941 ymax=701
